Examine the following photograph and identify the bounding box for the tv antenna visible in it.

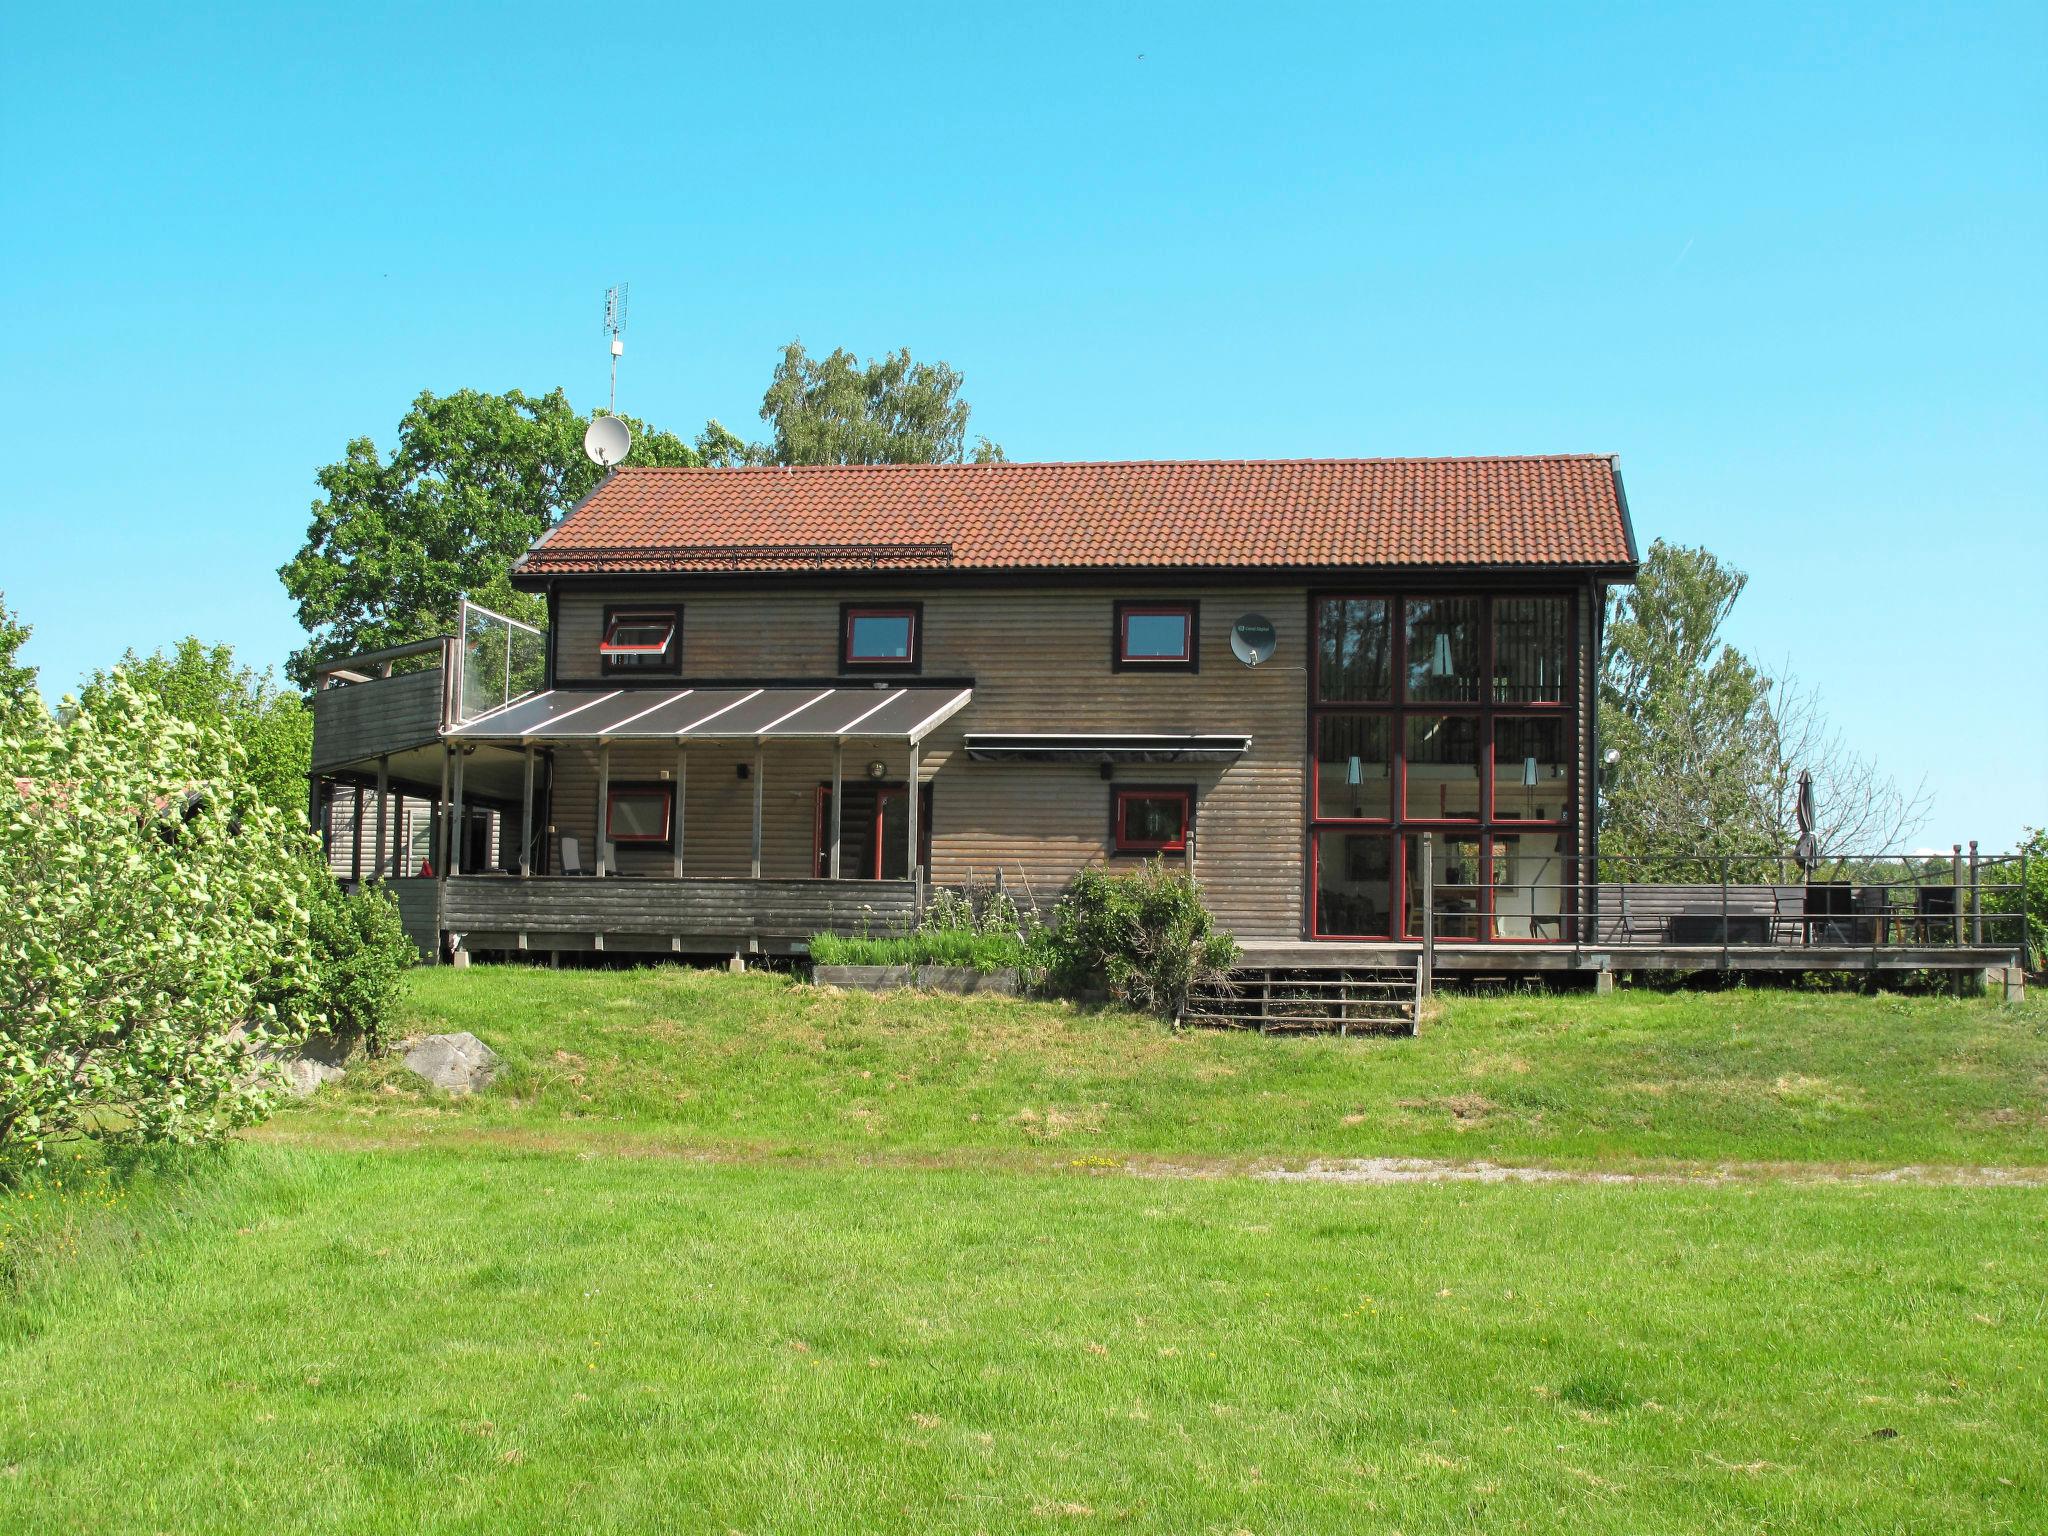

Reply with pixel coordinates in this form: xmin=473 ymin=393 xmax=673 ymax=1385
xmin=603 ymin=282 xmax=628 ymax=413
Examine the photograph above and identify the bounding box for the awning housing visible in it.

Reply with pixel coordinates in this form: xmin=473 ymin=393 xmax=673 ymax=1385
xmin=446 ymin=684 xmax=972 ymax=745
xmin=963 ymin=732 xmax=1251 ymax=764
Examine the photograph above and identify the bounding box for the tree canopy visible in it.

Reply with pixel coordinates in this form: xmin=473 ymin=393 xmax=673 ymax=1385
xmin=0 ymin=593 xmax=37 ymax=724
xmin=279 ymin=346 xmax=1001 ymax=685
xmin=86 ymin=639 xmax=313 ymax=822
xmin=277 ymin=388 xmax=702 ymax=685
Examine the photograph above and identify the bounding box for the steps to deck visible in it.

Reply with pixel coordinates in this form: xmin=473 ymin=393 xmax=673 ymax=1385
xmin=1185 ymin=964 xmax=1421 ymax=1036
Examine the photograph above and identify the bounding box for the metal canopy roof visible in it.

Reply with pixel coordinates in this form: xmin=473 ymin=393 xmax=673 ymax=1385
xmin=962 ymin=732 xmax=1251 ymax=764
xmin=446 ymin=685 xmax=973 ymax=745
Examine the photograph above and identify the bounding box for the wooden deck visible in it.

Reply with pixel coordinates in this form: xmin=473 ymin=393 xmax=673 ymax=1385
xmin=1239 ymin=940 xmax=2021 ymax=976
xmin=440 ymin=875 xmax=919 ymax=959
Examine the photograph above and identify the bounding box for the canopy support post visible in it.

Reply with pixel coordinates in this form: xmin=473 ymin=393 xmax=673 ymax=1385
xmin=520 ymin=746 xmax=535 ymax=877
xmin=750 ymin=741 xmax=765 ymax=879
xmin=830 ymin=740 xmax=844 ymax=880
xmin=907 ymin=739 xmax=921 ymax=900
xmin=596 ymin=742 xmax=611 ymax=877
xmin=449 ymin=750 xmax=465 ymax=877
xmin=373 ymin=756 xmax=390 ymax=881
xmin=433 ymin=747 xmax=450 ymax=880
xmin=684 ymin=745 xmax=700 ymax=876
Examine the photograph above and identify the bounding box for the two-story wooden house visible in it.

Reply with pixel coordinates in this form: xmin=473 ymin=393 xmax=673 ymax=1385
xmin=310 ymin=455 xmax=1644 ymax=965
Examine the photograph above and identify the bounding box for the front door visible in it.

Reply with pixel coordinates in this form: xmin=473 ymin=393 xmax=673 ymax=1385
xmin=815 ymin=782 xmax=934 ymax=879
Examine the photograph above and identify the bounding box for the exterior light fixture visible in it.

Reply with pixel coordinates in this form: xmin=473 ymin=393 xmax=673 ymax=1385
xmin=866 ymin=759 xmax=888 ymax=781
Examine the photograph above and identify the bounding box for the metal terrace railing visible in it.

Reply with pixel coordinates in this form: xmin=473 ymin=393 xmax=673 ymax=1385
xmin=1406 ymin=836 xmax=2032 ymax=970
xmin=454 ymin=598 xmax=547 ymax=725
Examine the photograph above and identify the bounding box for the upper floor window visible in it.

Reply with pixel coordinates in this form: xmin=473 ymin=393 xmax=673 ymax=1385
xmin=1114 ymin=600 xmax=1198 ymax=671
xmin=600 ymin=606 xmax=680 ymax=676
xmin=841 ymin=604 xmax=922 ymax=671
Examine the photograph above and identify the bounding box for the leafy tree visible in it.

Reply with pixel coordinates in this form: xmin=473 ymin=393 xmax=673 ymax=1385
xmin=87 ymin=639 xmax=312 ymax=822
xmin=277 ymin=388 xmax=703 ymax=686
xmin=754 ymin=341 xmax=1004 ymax=466
xmin=1598 ymin=540 xmax=1780 ymax=872
xmin=0 ymin=674 xmax=320 ymax=1164
xmin=0 ymin=593 xmax=39 ymax=724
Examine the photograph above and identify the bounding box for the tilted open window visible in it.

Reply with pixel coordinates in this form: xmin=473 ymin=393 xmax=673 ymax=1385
xmin=605 ymin=783 xmax=675 ymax=846
xmin=600 ymin=607 xmax=681 ymax=676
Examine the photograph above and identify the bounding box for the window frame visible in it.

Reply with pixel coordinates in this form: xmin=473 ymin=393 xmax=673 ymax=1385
xmin=604 ymin=782 xmax=675 ymax=847
xmin=1110 ymin=784 xmax=1194 ymax=857
xmin=1306 ymin=591 xmax=1580 ymax=944
xmin=599 ymin=605 xmax=682 ymax=678
xmin=839 ymin=603 xmax=924 ymax=673
xmin=1112 ymin=600 xmax=1200 ymax=673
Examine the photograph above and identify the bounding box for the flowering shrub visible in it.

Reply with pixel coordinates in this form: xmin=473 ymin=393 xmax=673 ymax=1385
xmin=0 ymin=675 xmax=321 ymax=1165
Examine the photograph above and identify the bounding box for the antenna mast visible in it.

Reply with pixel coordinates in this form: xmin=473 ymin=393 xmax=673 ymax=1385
xmin=603 ymin=282 xmax=629 ymax=414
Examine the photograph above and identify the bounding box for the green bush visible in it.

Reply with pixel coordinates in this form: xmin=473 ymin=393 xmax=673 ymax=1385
xmin=1034 ymin=861 xmax=1238 ymax=1018
xmin=302 ymin=875 xmax=415 ymax=1052
xmin=1980 ymin=826 xmax=2045 ymax=971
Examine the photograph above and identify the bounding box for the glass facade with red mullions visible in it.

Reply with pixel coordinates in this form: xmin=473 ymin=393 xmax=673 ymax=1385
xmin=1309 ymin=594 xmax=1576 ymax=941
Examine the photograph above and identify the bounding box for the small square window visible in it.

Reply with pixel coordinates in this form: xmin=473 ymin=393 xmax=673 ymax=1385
xmin=1112 ymin=787 xmax=1191 ymax=855
xmin=1114 ymin=601 xmax=1198 ymax=671
xmin=600 ymin=607 xmax=680 ymax=676
xmin=842 ymin=605 xmax=921 ymax=670
xmin=606 ymin=785 xmax=674 ymax=846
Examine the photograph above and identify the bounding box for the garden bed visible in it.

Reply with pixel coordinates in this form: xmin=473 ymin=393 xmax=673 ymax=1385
xmin=810 ymin=963 xmax=1020 ymax=994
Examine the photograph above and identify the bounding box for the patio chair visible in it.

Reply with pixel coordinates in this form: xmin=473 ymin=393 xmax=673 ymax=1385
xmin=560 ymin=836 xmax=587 ymax=876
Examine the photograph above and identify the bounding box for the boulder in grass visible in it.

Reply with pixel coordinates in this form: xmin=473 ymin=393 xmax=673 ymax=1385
xmin=402 ymin=1032 xmax=501 ymax=1094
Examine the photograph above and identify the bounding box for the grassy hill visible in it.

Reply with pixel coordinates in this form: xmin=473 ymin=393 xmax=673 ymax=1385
xmin=2 ymin=973 xmax=2043 ymax=1534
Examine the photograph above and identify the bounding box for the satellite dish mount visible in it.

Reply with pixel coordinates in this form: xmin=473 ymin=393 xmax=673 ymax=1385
xmin=584 ymin=282 xmax=634 ymax=468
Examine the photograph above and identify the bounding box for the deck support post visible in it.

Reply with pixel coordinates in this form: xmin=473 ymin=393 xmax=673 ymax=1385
xmin=684 ymin=745 xmax=700 ymax=876
xmin=1969 ymin=840 xmax=1981 ymax=945
xmin=750 ymin=741 xmax=764 ymax=879
xmin=520 ymin=747 xmax=535 ymax=878
xmin=907 ymin=740 xmax=921 ymax=904
xmin=449 ymin=750 xmax=466 ymax=877
xmin=830 ymin=740 xmax=844 ymax=880
xmin=1952 ymin=845 xmax=1963 ymax=947
xmin=1419 ymin=831 xmax=1435 ymax=1000
xmin=373 ymin=756 xmax=390 ymax=881
xmin=596 ymin=742 xmax=611 ymax=877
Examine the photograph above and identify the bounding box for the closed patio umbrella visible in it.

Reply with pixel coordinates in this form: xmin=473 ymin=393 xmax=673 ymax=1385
xmin=1794 ymin=769 xmax=1819 ymax=875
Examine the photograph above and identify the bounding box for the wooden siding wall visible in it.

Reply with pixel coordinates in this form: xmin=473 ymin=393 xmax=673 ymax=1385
xmin=323 ymin=791 xmax=500 ymax=878
xmin=550 ymin=585 xmax=1308 ymax=938
xmin=311 ymin=669 xmax=446 ymax=772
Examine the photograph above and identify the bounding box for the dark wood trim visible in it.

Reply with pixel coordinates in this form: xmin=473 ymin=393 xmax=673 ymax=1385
xmin=1111 ymin=598 xmax=1200 ymax=673
xmin=599 ymin=603 xmax=683 ymax=679
xmin=837 ymin=601 xmax=925 ymax=674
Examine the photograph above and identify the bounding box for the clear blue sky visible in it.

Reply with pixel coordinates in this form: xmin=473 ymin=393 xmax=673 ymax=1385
xmin=2 ymin=2 xmax=2041 ymax=846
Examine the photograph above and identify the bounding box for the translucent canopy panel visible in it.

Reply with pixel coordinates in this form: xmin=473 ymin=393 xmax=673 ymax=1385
xmin=445 ymin=685 xmax=972 ymax=744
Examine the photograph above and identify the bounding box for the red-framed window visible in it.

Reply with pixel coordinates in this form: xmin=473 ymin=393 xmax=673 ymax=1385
xmin=600 ymin=607 xmax=681 ymax=676
xmin=1306 ymin=592 xmax=1578 ymax=943
xmin=605 ymin=783 xmax=674 ymax=846
xmin=841 ymin=604 xmax=922 ymax=671
xmin=1112 ymin=786 xmax=1191 ymax=855
xmin=1113 ymin=601 xmax=1198 ymax=671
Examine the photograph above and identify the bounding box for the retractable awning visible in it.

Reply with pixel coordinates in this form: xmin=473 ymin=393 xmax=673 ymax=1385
xmin=963 ymin=732 xmax=1251 ymax=764
xmin=446 ymin=684 xmax=973 ymax=745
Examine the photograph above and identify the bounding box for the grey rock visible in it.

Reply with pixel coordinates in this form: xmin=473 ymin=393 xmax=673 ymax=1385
xmin=276 ymin=1054 xmax=348 ymax=1097
xmin=402 ymin=1031 xmax=501 ymax=1094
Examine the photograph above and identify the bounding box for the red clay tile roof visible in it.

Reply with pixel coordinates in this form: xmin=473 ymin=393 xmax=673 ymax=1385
xmin=515 ymin=457 xmax=1636 ymax=578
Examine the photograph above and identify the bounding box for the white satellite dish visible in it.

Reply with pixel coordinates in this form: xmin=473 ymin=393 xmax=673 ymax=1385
xmin=584 ymin=415 xmax=632 ymax=468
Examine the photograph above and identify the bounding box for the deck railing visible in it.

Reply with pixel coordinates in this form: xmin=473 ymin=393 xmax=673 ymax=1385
xmin=1404 ymin=839 xmax=2031 ymax=964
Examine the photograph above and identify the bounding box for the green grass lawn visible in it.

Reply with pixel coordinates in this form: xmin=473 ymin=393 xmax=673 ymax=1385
xmin=286 ymin=967 xmax=2048 ymax=1170
xmin=2 ymin=972 xmax=2044 ymax=1533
